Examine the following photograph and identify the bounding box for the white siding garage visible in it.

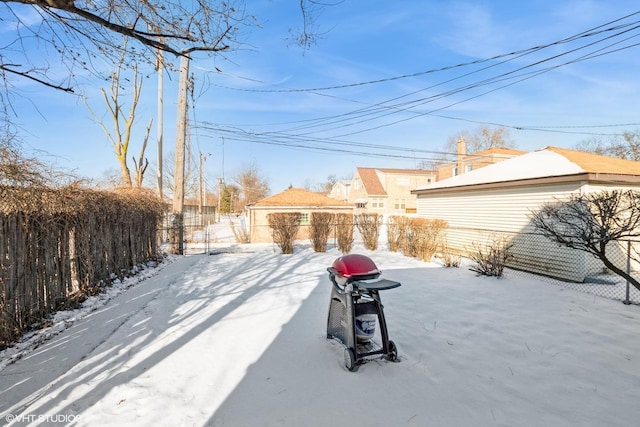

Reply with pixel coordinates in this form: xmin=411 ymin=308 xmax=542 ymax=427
xmin=414 ymin=147 xmax=640 ymax=282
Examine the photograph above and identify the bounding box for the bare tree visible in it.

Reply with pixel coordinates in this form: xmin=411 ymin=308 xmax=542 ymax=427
xmin=0 ymin=132 xmax=46 ymax=187
xmin=574 ymin=130 xmax=640 ymax=161
xmin=1 ymin=129 xmax=82 ymax=187
xmin=446 ymin=126 xmax=515 ymax=156
xmin=150 ymin=150 xmax=197 ymax=200
xmin=133 ymin=119 xmax=152 ymax=187
xmin=233 ymin=164 xmax=270 ymax=208
xmin=573 ymin=136 xmax=608 ymax=156
xmin=617 ymin=131 xmax=640 ymax=160
xmin=1 ymin=0 xmax=252 ymax=92
xmin=304 ymin=174 xmax=340 ymax=193
xmin=288 ymin=0 xmax=334 ymax=50
xmin=531 ymin=190 xmax=640 ymax=291
xmin=1 ymin=1 xmax=334 ymax=96
xmin=85 ymin=46 xmax=151 ymax=188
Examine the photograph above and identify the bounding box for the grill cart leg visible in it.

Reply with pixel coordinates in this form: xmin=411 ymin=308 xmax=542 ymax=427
xmin=387 ymin=340 xmax=398 ymax=362
xmin=344 ymin=348 xmax=358 ymax=372
xmin=371 ymin=290 xmax=399 ymax=362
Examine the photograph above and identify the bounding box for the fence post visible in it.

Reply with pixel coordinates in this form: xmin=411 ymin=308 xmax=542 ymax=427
xmin=170 ymin=213 xmax=184 ymax=255
xmin=205 ymin=223 xmax=210 ymax=255
xmin=624 ymin=240 xmax=631 ymax=305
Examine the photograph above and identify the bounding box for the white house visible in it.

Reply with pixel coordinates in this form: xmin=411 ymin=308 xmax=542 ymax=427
xmin=327 ymin=180 xmax=351 ymax=201
xmin=412 ymin=146 xmax=640 ymax=282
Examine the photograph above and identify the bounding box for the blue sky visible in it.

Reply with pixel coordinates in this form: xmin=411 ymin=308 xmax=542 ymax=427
xmin=6 ymin=0 xmax=640 ymax=195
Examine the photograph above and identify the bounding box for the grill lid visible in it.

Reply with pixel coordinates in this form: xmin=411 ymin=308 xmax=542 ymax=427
xmin=331 ymin=254 xmax=380 ymax=278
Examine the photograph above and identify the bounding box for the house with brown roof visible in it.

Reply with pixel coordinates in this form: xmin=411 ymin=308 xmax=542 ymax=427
xmin=345 ymin=167 xmax=436 ymax=215
xmin=413 ymin=146 xmax=640 ymax=282
xmin=247 ymin=187 xmax=353 ymax=243
xmin=437 ymin=142 xmax=526 ymax=180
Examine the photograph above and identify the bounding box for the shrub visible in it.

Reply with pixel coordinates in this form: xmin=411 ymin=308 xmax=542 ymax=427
xmin=469 ymin=235 xmax=513 ymax=277
xmin=355 ymin=213 xmax=382 ymax=251
xmin=310 ymin=212 xmax=334 ymax=252
xmin=400 ymin=218 xmax=447 ymax=262
xmin=387 ymin=215 xmax=409 ymax=252
xmin=440 ymin=237 xmax=460 ymax=268
xmin=418 ymin=219 xmax=448 ymax=262
xmin=229 ymin=220 xmax=249 ymax=243
xmin=403 ymin=219 xmax=419 ymax=257
xmin=335 ymin=213 xmax=354 ymax=254
xmin=267 ymin=212 xmax=301 ymax=254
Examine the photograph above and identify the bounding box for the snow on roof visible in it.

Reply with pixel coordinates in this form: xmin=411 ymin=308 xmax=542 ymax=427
xmin=416 ymin=147 xmax=640 ymax=191
xmin=251 ymin=187 xmax=351 ymax=207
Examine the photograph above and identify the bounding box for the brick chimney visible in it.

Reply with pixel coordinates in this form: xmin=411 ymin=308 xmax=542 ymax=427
xmin=456 ymin=137 xmax=466 ymax=175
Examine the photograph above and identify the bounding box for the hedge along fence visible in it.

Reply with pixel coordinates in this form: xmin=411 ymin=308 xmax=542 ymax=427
xmin=268 ymin=212 xmax=302 ymax=254
xmin=0 ymin=186 xmax=164 ymax=348
xmin=309 ymin=212 xmax=334 ymax=253
xmin=355 ymin=213 xmax=383 ymax=251
xmin=266 ymin=212 xmax=356 ymax=255
xmin=387 ymin=215 xmax=448 ymax=262
xmin=335 ymin=213 xmax=354 ymax=254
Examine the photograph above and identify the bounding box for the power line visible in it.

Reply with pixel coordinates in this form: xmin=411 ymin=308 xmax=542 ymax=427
xmin=197 ymin=122 xmax=450 ymax=158
xmin=217 ymin=11 xmax=640 ymax=94
xmin=279 ymin=24 xmax=640 ymax=137
xmin=208 ymin=20 xmax=640 ymax=143
xmin=327 ymin=40 xmax=640 ymax=139
xmin=195 ymin=11 xmax=640 ymax=161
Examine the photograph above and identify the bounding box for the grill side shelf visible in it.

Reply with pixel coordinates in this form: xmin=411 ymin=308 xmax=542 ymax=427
xmin=352 ymin=279 xmax=401 ymax=292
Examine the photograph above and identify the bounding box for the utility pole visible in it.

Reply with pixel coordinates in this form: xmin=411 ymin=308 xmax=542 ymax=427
xmin=198 ymin=152 xmax=203 ymax=215
xmin=202 ymin=154 xmax=208 ymax=209
xmin=199 ymin=153 xmax=209 ymax=225
xmin=171 ymin=53 xmax=190 ymax=255
xmin=218 ymin=177 xmax=223 ymax=222
xmin=156 ymin=49 xmax=164 ymax=201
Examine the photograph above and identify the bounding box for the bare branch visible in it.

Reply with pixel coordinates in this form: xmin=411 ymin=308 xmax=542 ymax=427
xmin=1 ymin=0 xmax=251 ymax=95
xmin=531 ymin=190 xmax=640 ymax=291
xmin=0 ymin=64 xmax=74 ymax=92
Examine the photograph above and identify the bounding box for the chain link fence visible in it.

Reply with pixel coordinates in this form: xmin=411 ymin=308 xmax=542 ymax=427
xmin=436 ymin=225 xmax=640 ymax=306
xmin=504 ymin=234 xmax=640 ymax=306
xmin=159 ymin=217 xmax=640 ymax=305
xmin=158 ymin=212 xmax=247 ymax=255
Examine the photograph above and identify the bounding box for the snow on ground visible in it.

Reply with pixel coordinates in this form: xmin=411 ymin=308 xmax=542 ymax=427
xmin=1 ymin=239 xmax=640 ymax=426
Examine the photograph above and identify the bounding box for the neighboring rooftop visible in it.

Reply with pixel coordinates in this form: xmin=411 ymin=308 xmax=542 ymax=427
xmin=470 ymin=147 xmax=527 ymax=157
xmin=251 ymin=187 xmax=351 ymax=207
xmin=356 ymin=167 xmax=387 ymax=196
xmin=356 ymin=167 xmax=435 ymax=196
xmin=415 ymin=146 xmax=640 ymax=191
xmin=373 ymin=167 xmax=436 ymax=175
xmin=546 ymin=146 xmax=640 ymax=174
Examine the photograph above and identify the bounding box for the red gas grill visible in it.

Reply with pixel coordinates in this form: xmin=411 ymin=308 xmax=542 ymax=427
xmin=326 ymin=254 xmax=401 ymax=371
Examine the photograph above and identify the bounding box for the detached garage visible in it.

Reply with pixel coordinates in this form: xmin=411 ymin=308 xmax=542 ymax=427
xmin=248 ymin=187 xmax=353 ymax=243
xmin=412 ymin=147 xmax=640 ymax=282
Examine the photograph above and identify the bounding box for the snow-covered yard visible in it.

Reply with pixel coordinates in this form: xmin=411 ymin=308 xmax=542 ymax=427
xmin=1 ymin=241 xmax=639 ymax=426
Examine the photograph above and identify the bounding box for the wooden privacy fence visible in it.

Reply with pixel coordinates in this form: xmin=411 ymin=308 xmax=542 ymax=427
xmin=0 ymin=186 xmax=164 ymax=348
